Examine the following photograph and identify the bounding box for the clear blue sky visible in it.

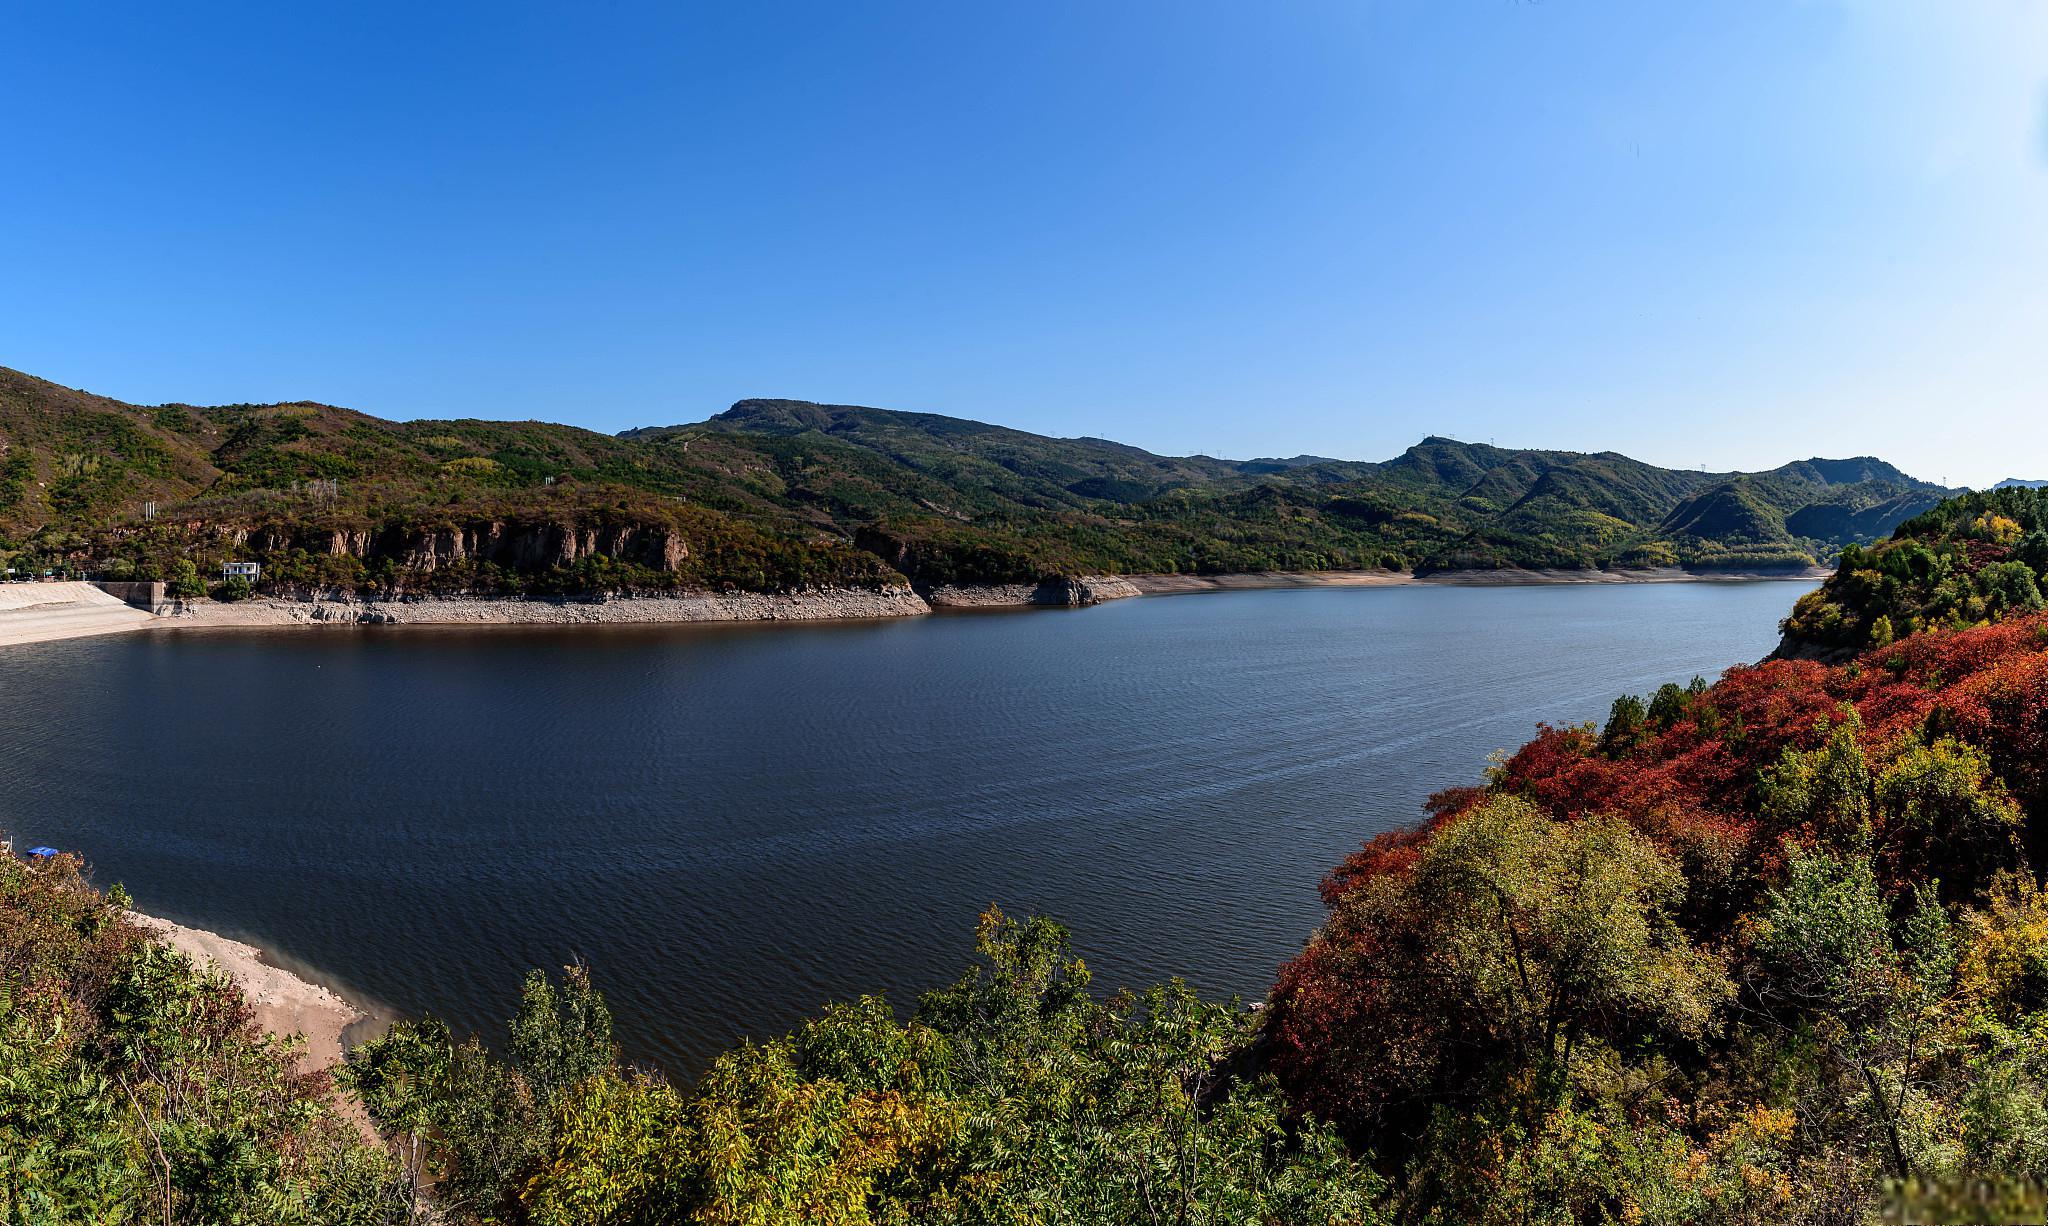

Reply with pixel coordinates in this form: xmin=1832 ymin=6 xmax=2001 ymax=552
xmin=4 ymin=2 xmax=2043 ymax=485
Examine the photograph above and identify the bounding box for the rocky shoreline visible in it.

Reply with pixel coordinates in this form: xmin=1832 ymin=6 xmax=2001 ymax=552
xmin=0 ymin=565 xmax=1830 ymax=645
xmin=152 ymin=575 xmax=1153 ymax=629
xmin=1411 ymin=564 xmax=1830 ymax=586
xmin=923 ymin=574 xmax=1144 ymax=608
xmin=159 ymin=585 xmax=934 ymax=628
xmin=1127 ymin=570 xmax=1417 ymax=594
xmin=1126 ymin=565 xmax=1828 ymax=594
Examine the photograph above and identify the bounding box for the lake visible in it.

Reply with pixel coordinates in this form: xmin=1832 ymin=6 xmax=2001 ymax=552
xmin=0 ymin=580 xmax=1806 ymax=1074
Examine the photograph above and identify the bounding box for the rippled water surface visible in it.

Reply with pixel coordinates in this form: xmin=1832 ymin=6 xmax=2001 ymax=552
xmin=0 ymin=581 xmax=1807 ymax=1073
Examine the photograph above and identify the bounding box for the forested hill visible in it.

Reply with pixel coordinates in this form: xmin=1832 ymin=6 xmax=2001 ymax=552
xmin=1780 ymin=486 xmax=2048 ymax=658
xmin=1 ymin=366 xmax=1949 ymax=595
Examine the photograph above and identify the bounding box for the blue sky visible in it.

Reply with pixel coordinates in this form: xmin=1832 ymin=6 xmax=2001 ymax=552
xmin=3 ymin=2 xmax=2043 ymax=485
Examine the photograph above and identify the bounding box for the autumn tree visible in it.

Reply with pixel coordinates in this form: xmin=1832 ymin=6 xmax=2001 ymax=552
xmin=1271 ymin=799 xmax=1730 ymax=1138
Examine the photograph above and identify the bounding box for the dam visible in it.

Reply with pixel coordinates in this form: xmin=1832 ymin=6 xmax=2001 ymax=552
xmin=0 ymin=581 xmax=156 ymax=646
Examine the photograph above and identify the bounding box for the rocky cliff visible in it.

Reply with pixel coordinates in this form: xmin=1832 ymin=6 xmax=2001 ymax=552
xmin=318 ymin=519 xmax=688 ymax=575
xmin=922 ymin=575 xmax=1142 ymax=608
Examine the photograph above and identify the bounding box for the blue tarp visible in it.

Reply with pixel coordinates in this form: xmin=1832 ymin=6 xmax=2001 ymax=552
xmin=25 ymin=847 xmax=59 ymax=857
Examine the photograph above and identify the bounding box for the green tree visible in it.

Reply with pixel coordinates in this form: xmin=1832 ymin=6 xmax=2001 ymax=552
xmin=521 ymin=1071 xmax=689 ymax=1226
xmin=509 ymin=964 xmax=616 ymax=1109
xmin=1403 ymin=801 xmax=1730 ymax=1072
xmin=1750 ymin=849 xmax=1959 ymax=1184
xmin=1875 ymin=737 xmax=2023 ymax=900
xmin=1976 ymin=560 xmax=2045 ymax=619
xmin=344 ymin=1017 xmax=539 ymax=1221
xmin=354 ymin=913 xmax=1383 ymax=1226
xmin=0 ymin=855 xmax=404 ymax=1226
xmin=2017 ymin=529 xmax=2048 ymax=575
xmin=1601 ymin=693 xmax=1648 ymax=755
xmin=1646 ymin=682 xmax=1693 ymax=730
xmin=169 ymin=558 xmax=206 ymax=598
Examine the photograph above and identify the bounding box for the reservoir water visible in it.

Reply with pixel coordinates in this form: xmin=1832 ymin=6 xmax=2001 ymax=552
xmin=0 ymin=580 xmax=1807 ymax=1074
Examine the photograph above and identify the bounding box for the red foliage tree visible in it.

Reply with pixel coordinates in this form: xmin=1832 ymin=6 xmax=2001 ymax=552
xmin=1270 ymin=611 xmax=2048 ymax=1140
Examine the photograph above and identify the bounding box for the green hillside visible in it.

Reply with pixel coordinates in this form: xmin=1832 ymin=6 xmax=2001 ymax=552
xmin=1780 ymin=486 xmax=2048 ymax=657
xmin=0 ymin=368 xmax=1951 ymax=596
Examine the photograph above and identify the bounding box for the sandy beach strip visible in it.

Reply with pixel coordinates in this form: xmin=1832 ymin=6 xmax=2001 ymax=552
xmin=125 ymin=910 xmax=366 ymax=1073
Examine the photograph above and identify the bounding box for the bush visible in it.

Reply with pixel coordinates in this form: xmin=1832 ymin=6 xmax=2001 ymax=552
xmin=348 ymin=910 xmax=1385 ymax=1225
xmin=0 ymin=855 xmax=404 ymax=1223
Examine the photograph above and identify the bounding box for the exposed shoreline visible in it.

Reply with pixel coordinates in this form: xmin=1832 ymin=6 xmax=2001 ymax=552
xmin=0 ymin=565 xmax=1827 ymax=646
xmin=125 ymin=910 xmax=370 ymax=1073
xmin=1413 ymin=564 xmax=1830 ymax=586
xmin=1121 ymin=565 xmax=1826 ymax=593
xmin=153 ymin=585 xmax=932 ymax=630
xmin=1124 ymin=570 xmax=1419 ymax=594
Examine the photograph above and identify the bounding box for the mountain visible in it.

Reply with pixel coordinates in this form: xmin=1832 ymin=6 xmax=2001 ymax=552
xmin=1995 ymin=477 xmax=2048 ymax=490
xmin=0 ymin=367 xmax=1953 ymax=595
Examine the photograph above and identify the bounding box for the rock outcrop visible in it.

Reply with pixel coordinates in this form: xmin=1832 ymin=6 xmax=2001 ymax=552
xmin=923 ymin=575 xmax=1142 ymax=609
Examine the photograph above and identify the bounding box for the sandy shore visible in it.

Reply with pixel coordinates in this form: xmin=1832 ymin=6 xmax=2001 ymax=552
xmin=126 ymin=911 xmax=366 ymax=1073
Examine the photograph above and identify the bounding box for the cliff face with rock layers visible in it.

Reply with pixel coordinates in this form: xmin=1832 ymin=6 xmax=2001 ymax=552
xmin=108 ymin=514 xmax=701 ymax=598
xmin=317 ymin=519 xmax=688 ymax=577
xmin=166 ymin=585 xmax=935 ymax=627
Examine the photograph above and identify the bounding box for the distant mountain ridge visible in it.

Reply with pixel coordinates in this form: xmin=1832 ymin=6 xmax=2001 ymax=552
xmin=1995 ymin=478 xmax=2048 ymax=490
xmin=0 ymin=368 xmax=1953 ymax=594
